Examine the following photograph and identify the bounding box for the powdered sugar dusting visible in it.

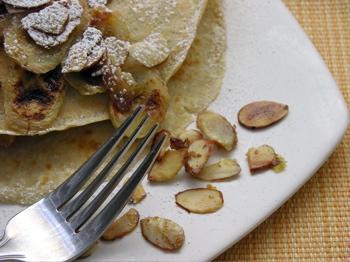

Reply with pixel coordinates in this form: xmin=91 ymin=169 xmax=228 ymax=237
xmin=130 ymin=0 xmax=177 ymax=24
xmin=2 ymin=0 xmax=51 ymax=9
xmin=21 ymin=0 xmax=83 ymax=49
xmin=22 ymin=2 xmax=68 ymax=35
xmin=88 ymin=0 xmax=107 ymax=8
xmin=103 ymin=37 xmax=130 ymax=67
xmin=62 ymin=27 xmax=105 ymax=73
xmin=129 ymin=32 xmax=170 ymax=68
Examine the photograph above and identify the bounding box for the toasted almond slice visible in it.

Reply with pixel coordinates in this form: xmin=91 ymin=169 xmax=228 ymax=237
xmin=247 ymin=145 xmax=280 ymax=172
xmin=178 ymin=129 xmax=203 ymax=144
xmin=141 ymin=217 xmax=185 ymax=250
xmin=0 ymin=135 xmax=15 ymax=147
xmin=129 ymin=32 xmax=170 ymax=68
xmin=102 ymin=208 xmax=139 ymax=240
xmin=195 ymin=159 xmax=241 ymax=181
xmin=3 ymin=0 xmax=51 ymax=9
xmin=130 ymin=184 xmax=146 ymax=204
xmin=169 ymin=137 xmax=189 ymax=150
xmin=238 ymin=101 xmax=289 ymax=128
xmin=185 ymin=139 xmax=214 ymax=175
xmin=148 ymin=149 xmax=187 ymax=182
xmin=197 ymin=111 xmax=237 ymax=151
xmin=175 ymin=188 xmax=224 ymax=214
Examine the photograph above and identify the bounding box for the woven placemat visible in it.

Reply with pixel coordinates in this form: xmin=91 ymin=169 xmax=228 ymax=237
xmin=215 ymin=1 xmax=350 ymax=261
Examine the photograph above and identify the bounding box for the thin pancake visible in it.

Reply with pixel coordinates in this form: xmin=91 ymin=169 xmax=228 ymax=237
xmin=162 ymin=0 xmax=226 ymax=134
xmin=0 ymin=0 xmax=226 ymax=204
xmin=0 ymin=0 xmax=208 ymax=136
xmin=107 ymin=0 xmax=208 ymax=81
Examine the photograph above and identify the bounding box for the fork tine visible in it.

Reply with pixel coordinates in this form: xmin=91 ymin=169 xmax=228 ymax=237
xmin=61 ymin=114 xmax=150 ymax=219
xmin=81 ymin=134 xmax=167 ymax=237
xmin=49 ymin=106 xmax=143 ymax=208
xmin=70 ymin=122 xmax=160 ymax=231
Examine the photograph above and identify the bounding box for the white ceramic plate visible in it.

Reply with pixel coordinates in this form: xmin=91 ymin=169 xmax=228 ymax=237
xmin=1 ymin=0 xmax=349 ymax=261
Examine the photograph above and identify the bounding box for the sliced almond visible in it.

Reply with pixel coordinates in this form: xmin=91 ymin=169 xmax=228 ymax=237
xmin=130 ymin=184 xmax=146 ymax=204
xmin=129 ymin=32 xmax=170 ymax=68
xmin=247 ymin=145 xmax=280 ymax=172
xmin=195 ymin=159 xmax=241 ymax=181
xmin=238 ymin=101 xmax=289 ymax=128
xmin=0 ymin=135 xmax=15 ymax=147
xmin=102 ymin=208 xmax=139 ymax=240
xmin=62 ymin=27 xmax=106 ymax=73
xmin=185 ymin=139 xmax=214 ymax=175
xmin=3 ymin=0 xmax=51 ymax=9
xmin=175 ymin=188 xmax=224 ymax=214
xmin=197 ymin=110 xmax=237 ymax=151
xmin=148 ymin=149 xmax=187 ymax=182
xmin=141 ymin=217 xmax=185 ymax=251
xmin=178 ymin=129 xmax=203 ymax=144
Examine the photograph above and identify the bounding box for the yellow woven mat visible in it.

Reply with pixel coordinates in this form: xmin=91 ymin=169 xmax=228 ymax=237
xmin=215 ymin=1 xmax=350 ymax=261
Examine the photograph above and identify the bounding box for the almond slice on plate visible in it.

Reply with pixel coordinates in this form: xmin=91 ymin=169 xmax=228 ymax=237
xmin=185 ymin=139 xmax=214 ymax=175
xmin=195 ymin=159 xmax=241 ymax=181
xmin=102 ymin=208 xmax=139 ymax=241
xmin=238 ymin=101 xmax=289 ymax=128
xmin=178 ymin=129 xmax=203 ymax=144
xmin=197 ymin=110 xmax=237 ymax=151
xmin=247 ymin=145 xmax=280 ymax=172
xmin=130 ymin=184 xmax=146 ymax=204
xmin=175 ymin=188 xmax=224 ymax=214
xmin=148 ymin=149 xmax=187 ymax=182
xmin=129 ymin=32 xmax=170 ymax=68
xmin=140 ymin=217 xmax=185 ymax=251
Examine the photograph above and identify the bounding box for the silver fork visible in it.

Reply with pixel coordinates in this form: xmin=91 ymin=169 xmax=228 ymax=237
xmin=0 ymin=106 xmax=166 ymax=262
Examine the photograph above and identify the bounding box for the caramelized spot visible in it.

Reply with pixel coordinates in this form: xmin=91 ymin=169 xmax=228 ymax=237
xmin=110 ymin=90 xmax=134 ymax=113
xmin=89 ymin=140 xmax=100 ymax=152
xmin=170 ymin=137 xmax=189 ymax=150
xmin=15 ymin=87 xmax=52 ymax=105
xmin=43 ymin=68 xmax=62 ymax=92
xmin=45 ymin=163 xmax=52 ymax=170
xmin=31 ymin=160 xmax=37 ymax=167
xmin=84 ymin=129 xmax=93 ymax=135
xmin=146 ymin=90 xmax=161 ymax=111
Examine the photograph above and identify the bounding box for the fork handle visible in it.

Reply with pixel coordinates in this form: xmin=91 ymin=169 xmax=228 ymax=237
xmin=0 ymin=235 xmax=25 ymax=261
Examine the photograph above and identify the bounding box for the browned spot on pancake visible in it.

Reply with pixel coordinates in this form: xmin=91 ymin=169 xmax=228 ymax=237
xmin=88 ymin=140 xmax=100 ymax=152
xmin=45 ymin=163 xmax=52 ymax=170
xmin=84 ymin=129 xmax=93 ymax=135
xmin=31 ymin=160 xmax=37 ymax=167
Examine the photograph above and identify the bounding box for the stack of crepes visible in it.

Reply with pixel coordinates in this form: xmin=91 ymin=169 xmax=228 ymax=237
xmin=0 ymin=0 xmax=226 ymax=205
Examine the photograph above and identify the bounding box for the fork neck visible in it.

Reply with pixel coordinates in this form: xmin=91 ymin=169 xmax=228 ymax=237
xmin=0 ymin=235 xmax=26 ymax=261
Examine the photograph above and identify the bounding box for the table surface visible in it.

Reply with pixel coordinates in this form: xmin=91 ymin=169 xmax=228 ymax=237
xmin=215 ymin=0 xmax=350 ymax=261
